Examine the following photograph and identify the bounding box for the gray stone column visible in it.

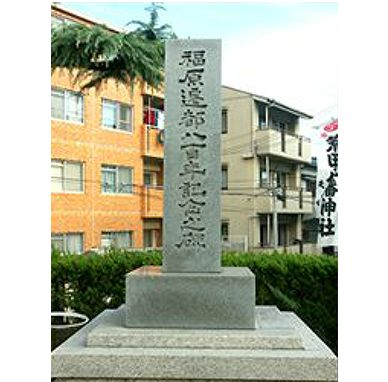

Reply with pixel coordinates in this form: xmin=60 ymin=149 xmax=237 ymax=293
xmin=163 ymin=39 xmax=222 ymax=273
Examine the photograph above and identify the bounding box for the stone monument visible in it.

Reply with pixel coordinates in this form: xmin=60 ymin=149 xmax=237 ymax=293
xmin=125 ymin=39 xmax=256 ymax=330
xmin=52 ymin=39 xmax=338 ymax=382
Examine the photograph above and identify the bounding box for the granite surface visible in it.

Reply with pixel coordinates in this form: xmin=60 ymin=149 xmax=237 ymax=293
xmin=52 ymin=306 xmax=338 ymax=381
xmin=163 ymin=39 xmax=222 ymax=273
xmin=88 ymin=305 xmax=303 ymax=349
xmin=125 ymin=266 xmax=256 ymax=329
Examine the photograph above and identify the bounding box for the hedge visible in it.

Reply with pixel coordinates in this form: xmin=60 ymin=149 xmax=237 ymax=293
xmin=51 ymin=249 xmax=337 ymax=354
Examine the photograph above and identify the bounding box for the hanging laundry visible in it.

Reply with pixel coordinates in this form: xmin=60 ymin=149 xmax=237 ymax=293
xmin=157 ymin=111 xmax=165 ymax=129
xmin=154 ymin=110 xmax=159 ymax=127
xmin=144 ymin=108 xmax=156 ymax=126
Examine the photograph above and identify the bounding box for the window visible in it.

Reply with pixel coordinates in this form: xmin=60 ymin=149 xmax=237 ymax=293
xmin=143 ymin=229 xmax=156 ymax=248
xmin=101 ymin=165 xmax=133 ymax=194
xmin=221 ymin=222 xmax=229 ymax=242
xmin=221 ymin=109 xmax=228 ymax=134
xmin=51 ymin=160 xmax=84 ymax=192
xmin=51 ymin=87 xmax=83 ymax=123
xmin=275 ymin=171 xmax=287 ymax=207
xmin=101 ymin=231 xmax=132 ymax=249
xmin=276 ymin=171 xmax=287 ymax=188
xmin=221 ymin=166 xmax=228 ymax=190
xmin=257 ymin=103 xmax=267 ymax=129
xmin=51 ymin=233 xmax=84 ymax=254
xmin=102 ymin=99 xmax=132 ymax=132
xmin=144 ymin=171 xmax=157 ymax=187
xmin=259 ymin=169 xmax=269 ymax=188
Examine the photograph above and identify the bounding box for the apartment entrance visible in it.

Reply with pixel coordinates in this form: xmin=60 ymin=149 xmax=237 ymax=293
xmin=259 ymin=215 xmax=288 ymax=248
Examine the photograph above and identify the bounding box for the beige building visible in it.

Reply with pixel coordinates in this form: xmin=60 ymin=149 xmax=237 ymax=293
xmin=221 ymin=86 xmax=314 ymax=252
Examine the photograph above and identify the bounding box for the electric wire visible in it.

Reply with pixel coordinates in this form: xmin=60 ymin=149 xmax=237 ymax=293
xmin=52 ymin=177 xmax=316 ymax=207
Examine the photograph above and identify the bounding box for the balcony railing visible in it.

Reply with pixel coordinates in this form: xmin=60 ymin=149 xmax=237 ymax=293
xmin=254 ymin=127 xmax=311 ymax=162
xmin=142 ymin=124 xmax=164 ymax=158
xmin=253 ymin=186 xmax=314 ymax=214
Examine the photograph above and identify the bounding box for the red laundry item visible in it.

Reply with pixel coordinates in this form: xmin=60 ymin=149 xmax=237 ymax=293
xmin=144 ymin=109 xmax=156 ymax=126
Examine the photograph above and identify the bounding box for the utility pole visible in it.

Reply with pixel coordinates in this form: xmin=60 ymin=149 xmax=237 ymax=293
xmin=271 ymin=172 xmax=281 ymax=249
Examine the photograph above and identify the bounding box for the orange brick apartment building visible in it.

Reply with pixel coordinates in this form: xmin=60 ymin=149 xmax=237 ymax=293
xmin=51 ymin=5 xmax=164 ymax=253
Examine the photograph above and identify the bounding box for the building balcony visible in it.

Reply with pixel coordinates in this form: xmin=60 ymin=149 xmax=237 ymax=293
xmin=254 ymin=127 xmax=312 ymax=163
xmin=254 ymin=187 xmax=314 ymax=215
xmin=142 ymin=124 xmax=165 ymax=159
xmin=142 ymin=186 xmax=164 ymax=218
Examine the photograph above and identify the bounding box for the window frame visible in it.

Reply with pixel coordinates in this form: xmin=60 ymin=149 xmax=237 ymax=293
xmin=259 ymin=169 xmax=269 ymax=188
xmin=143 ymin=229 xmax=157 ymax=248
xmin=101 ymin=165 xmax=133 ymax=195
xmin=221 ymin=108 xmax=228 ymax=134
xmin=101 ymin=98 xmax=133 ymax=133
xmin=51 ymin=87 xmax=84 ymax=124
xmin=101 ymin=231 xmax=133 ymax=250
xmin=51 ymin=232 xmax=84 ymax=254
xmin=144 ymin=170 xmax=158 ymax=187
xmin=256 ymin=102 xmax=267 ymax=130
xmin=221 ymin=166 xmax=228 ymax=190
xmin=221 ymin=221 xmax=229 ymax=242
xmin=51 ymin=159 xmax=84 ymax=194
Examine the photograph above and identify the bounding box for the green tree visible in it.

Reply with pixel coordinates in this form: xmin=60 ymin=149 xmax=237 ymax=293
xmin=127 ymin=2 xmax=176 ymax=41
xmin=51 ymin=3 xmax=175 ymax=91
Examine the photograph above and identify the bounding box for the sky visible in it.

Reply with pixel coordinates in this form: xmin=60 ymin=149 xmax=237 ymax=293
xmin=60 ymin=2 xmax=338 ymax=128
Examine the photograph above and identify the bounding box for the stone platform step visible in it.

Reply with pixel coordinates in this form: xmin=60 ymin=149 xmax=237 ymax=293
xmin=52 ymin=306 xmax=338 ymax=381
xmin=86 ymin=305 xmax=303 ymax=350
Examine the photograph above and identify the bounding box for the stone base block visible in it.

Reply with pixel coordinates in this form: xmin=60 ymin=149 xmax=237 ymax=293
xmin=125 ymin=266 xmax=256 ymax=329
xmin=52 ymin=305 xmax=338 ymax=381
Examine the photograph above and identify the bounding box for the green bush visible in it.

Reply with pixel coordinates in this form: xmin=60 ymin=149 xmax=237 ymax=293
xmin=52 ymin=249 xmax=337 ymax=354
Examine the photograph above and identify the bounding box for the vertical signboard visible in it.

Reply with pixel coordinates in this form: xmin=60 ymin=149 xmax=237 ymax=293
xmin=315 ymin=119 xmax=338 ymax=247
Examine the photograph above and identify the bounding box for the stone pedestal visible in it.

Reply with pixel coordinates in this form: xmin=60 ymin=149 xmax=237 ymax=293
xmin=52 ymin=305 xmax=338 ymax=382
xmin=125 ymin=266 xmax=256 ymax=329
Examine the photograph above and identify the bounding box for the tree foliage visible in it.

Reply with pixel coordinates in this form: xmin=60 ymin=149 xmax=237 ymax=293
xmin=127 ymin=2 xmax=177 ymax=41
xmin=51 ymin=2 xmax=175 ymax=90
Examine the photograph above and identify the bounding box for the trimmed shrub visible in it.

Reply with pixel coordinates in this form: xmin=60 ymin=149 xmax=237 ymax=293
xmin=222 ymin=251 xmax=338 ymax=354
xmin=52 ymin=249 xmax=337 ymax=354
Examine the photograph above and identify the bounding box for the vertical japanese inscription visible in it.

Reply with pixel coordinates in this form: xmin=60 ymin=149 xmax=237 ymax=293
xmin=316 ymin=133 xmax=338 ymax=238
xmin=176 ymin=49 xmax=208 ymax=250
xmin=163 ymin=40 xmax=221 ymax=273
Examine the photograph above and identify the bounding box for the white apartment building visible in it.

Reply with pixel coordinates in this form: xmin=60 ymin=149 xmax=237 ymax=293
xmin=221 ymin=86 xmax=315 ymax=252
